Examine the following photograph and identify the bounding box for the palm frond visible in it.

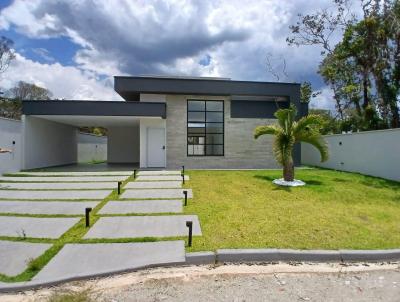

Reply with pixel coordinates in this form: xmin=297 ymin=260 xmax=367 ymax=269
xmin=274 ymin=104 xmax=297 ymax=133
xmin=293 ymin=114 xmax=324 ymax=135
xmin=254 ymin=125 xmax=281 ymax=139
xmin=297 ymin=131 xmax=329 ymax=162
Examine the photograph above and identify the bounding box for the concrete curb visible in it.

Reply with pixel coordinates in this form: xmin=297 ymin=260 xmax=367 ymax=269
xmin=2 ymin=248 xmax=400 ymax=293
xmin=216 ymin=249 xmax=400 ymax=263
xmin=185 ymin=252 xmax=216 ymax=265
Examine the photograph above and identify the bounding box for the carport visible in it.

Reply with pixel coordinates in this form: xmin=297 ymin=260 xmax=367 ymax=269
xmin=21 ymin=100 xmax=166 ymax=170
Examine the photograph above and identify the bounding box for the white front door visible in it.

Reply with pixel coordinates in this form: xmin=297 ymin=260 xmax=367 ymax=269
xmin=147 ymin=128 xmax=166 ymax=167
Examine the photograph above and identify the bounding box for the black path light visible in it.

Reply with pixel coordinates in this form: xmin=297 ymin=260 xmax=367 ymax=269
xmin=182 ymin=173 xmax=185 ymax=185
xmin=134 ymin=169 xmax=137 ymax=179
xmin=182 ymin=165 xmax=185 ymax=175
xmin=183 ymin=190 xmax=188 ymax=206
xmin=186 ymin=221 xmax=193 ymax=247
xmin=85 ymin=207 xmax=92 ymax=227
xmin=117 ymin=181 xmax=122 ymax=195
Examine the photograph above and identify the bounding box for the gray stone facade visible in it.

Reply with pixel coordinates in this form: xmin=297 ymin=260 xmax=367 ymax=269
xmin=166 ymin=95 xmax=279 ymax=169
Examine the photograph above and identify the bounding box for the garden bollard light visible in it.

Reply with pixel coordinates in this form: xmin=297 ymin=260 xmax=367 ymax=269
xmin=134 ymin=169 xmax=137 ymax=179
xmin=186 ymin=221 xmax=193 ymax=247
xmin=183 ymin=190 xmax=188 ymax=206
xmin=85 ymin=207 xmax=92 ymax=227
xmin=117 ymin=181 xmax=122 ymax=195
xmin=182 ymin=173 xmax=185 ymax=184
xmin=182 ymin=165 xmax=185 ymax=175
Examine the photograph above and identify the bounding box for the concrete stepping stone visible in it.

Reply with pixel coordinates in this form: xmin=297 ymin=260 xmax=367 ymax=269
xmin=0 ymin=241 xmax=52 ymax=276
xmin=98 ymin=200 xmax=182 ymax=214
xmin=11 ymin=171 xmax=133 ymax=176
xmin=0 ymin=190 xmax=112 ymax=200
xmin=0 ymin=176 xmax=128 ymax=182
xmin=136 ymin=175 xmax=189 ymax=181
xmin=33 ymin=241 xmax=185 ymax=282
xmin=138 ymin=170 xmax=181 ymax=176
xmin=84 ymin=215 xmax=201 ymax=238
xmin=124 ymin=181 xmax=182 ymax=189
xmin=121 ymin=189 xmax=193 ymax=199
xmin=0 ymin=182 xmax=117 ymax=190
xmin=0 ymin=201 xmax=99 ymax=215
xmin=0 ymin=217 xmax=80 ymax=238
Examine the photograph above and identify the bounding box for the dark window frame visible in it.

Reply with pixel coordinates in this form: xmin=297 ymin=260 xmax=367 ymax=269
xmin=187 ymin=99 xmax=224 ymax=157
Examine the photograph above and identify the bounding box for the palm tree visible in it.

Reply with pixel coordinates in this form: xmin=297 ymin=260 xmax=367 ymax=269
xmin=254 ymin=104 xmax=328 ymax=182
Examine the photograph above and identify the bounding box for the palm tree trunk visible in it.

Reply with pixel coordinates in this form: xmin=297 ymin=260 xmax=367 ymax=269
xmin=283 ymin=160 xmax=294 ymax=182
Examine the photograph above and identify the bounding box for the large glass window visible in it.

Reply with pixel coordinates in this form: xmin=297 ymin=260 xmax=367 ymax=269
xmin=187 ymin=100 xmax=224 ymax=156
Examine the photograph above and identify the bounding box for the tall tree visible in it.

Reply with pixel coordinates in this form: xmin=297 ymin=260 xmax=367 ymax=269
xmin=0 ymin=81 xmax=53 ymax=119
xmin=0 ymin=36 xmax=15 ymax=75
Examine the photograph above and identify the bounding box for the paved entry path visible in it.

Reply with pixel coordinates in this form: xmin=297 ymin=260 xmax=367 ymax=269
xmin=0 ymin=169 xmax=202 ymax=289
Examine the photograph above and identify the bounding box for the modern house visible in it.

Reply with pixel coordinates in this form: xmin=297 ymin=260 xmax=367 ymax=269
xmin=21 ymin=76 xmax=307 ymax=170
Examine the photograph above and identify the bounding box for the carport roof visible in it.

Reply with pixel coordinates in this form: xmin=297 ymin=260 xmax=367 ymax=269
xmin=22 ymin=100 xmax=166 ymax=119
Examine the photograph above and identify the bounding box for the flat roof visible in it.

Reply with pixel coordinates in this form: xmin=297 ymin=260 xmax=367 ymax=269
xmin=114 ymin=76 xmax=300 ymax=102
xmin=22 ymin=100 xmax=166 ymax=119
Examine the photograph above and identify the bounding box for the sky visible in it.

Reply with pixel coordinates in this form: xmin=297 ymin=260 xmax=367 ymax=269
xmin=0 ymin=0 xmax=345 ymax=109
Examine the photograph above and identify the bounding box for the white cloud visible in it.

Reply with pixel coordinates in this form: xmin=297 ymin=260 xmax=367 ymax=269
xmin=0 ymin=0 xmax=354 ymax=101
xmin=0 ymin=53 xmax=122 ymax=101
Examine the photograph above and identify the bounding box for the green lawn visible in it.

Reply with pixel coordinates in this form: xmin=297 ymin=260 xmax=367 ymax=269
xmin=183 ymin=168 xmax=400 ymax=252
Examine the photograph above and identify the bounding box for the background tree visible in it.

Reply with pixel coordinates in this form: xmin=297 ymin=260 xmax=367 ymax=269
xmin=0 ymin=81 xmax=53 ymax=119
xmin=288 ymin=0 xmax=400 ymax=130
xmin=254 ymin=105 xmax=329 ymax=182
xmin=0 ymin=36 xmax=15 ymax=75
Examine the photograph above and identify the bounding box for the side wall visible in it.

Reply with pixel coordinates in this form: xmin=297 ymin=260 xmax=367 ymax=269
xmin=77 ymin=132 xmax=107 ymax=163
xmin=301 ymin=129 xmax=400 ymax=181
xmin=0 ymin=117 xmax=22 ymax=175
xmin=166 ymin=95 xmax=278 ymax=169
xmin=22 ymin=116 xmax=77 ymax=170
xmin=107 ymin=126 xmax=139 ymax=163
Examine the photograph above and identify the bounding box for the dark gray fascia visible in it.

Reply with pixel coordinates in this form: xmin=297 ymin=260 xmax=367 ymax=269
xmin=22 ymin=100 xmax=166 ymax=118
xmin=114 ymin=76 xmax=300 ymax=100
xmin=231 ymin=100 xmax=290 ymax=118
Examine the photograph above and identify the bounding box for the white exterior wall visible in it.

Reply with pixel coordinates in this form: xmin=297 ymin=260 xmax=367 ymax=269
xmin=77 ymin=132 xmax=107 ymax=163
xmin=0 ymin=117 xmax=22 ymax=175
xmin=22 ymin=116 xmax=78 ymax=170
xmin=301 ymin=128 xmax=400 ymax=181
xmin=139 ymin=118 xmax=166 ymax=168
xmin=107 ymin=126 xmax=139 ymax=163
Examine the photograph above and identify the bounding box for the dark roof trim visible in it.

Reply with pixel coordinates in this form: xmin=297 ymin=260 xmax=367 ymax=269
xmin=114 ymin=76 xmax=301 ymax=102
xmin=22 ymin=100 xmax=166 ymax=118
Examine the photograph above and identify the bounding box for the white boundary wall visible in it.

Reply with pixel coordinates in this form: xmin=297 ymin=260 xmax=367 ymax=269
xmin=77 ymin=132 xmax=107 ymax=163
xmin=301 ymin=128 xmax=400 ymax=181
xmin=22 ymin=116 xmax=78 ymax=170
xmin=0 ymin=117 xmax=108 ymax=174
xmin=0 ymin=117 xmax=22 ymax=175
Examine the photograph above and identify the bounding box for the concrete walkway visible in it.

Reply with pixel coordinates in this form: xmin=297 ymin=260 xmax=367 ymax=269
xmin=121 ymin=189 xmax=193 ymax=199
xmin=0 ymin=182 xmax=117 ymax=190
xmin=0 ymin=216 xmax=80 ymax=238
xmin=0 ymin=169 xmax=200 ymax=288
xmin=11 ymin=171 xmax=133 ymax=176
xmin=84 ymin=215 xmax=202 ymax=238
xmin=0 ymin=176 xmax=128 ymax=182
xmin=0 ymin=189 xmax=112 ymax=200
xmin=0 ymin=241 xmax=52 ymax=276
xmin=0 ymin=201 xmax=99 ymax=215
xmin=136 ymin=175 xmax=189 ymax=181
xmin=33 ymin=241 xmax=185 ymax=283
xmin=99 ymin=200 xmax=182 ymax=214
xmin=124 ymin=181 xmax=182 ymax=189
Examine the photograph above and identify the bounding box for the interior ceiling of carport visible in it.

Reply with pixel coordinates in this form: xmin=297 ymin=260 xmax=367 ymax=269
xmin=29 ymin=115 xmax=150 ymax=127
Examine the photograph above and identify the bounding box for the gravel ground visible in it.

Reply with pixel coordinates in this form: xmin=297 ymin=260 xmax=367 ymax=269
xmin=2 ymin=263 xmax=400 ymax=302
